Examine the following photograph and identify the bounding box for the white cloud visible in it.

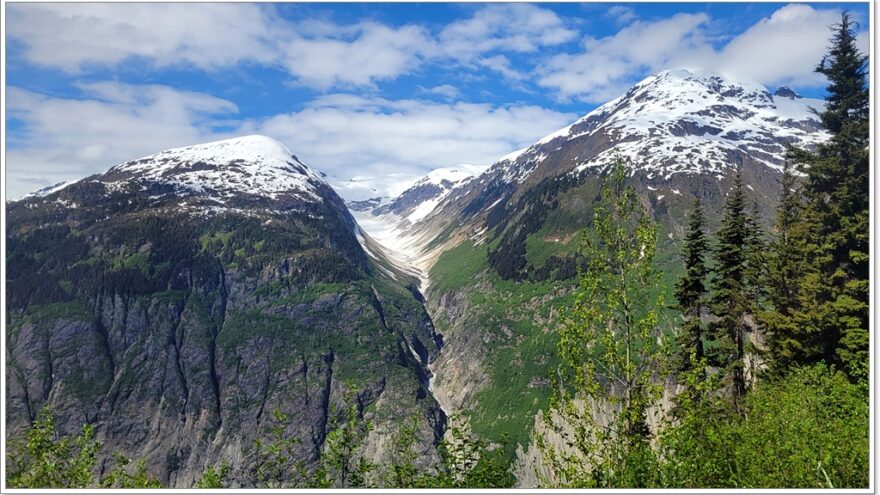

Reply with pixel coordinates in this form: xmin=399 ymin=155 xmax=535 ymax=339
xmin=478 ymin=55 xmax=529 ymax=83
xmin=606 ymin=6 xmax=637 ymax=24
xmin=537 ymin=4 xmax=868 ymax=103
xmin=6 ymin=4 xmax=279 ymax=72
xmin=419 ymin=84 xmax=462 ymax=100
xmin=438 ymin=4 xmax=577 ymax=63
xmin=7 ymin=3 xmax=576 ymax=91
xmin=6 ymin=84 xmax=238 ymax=198
xmin=279 ymin=22 xmax=434 ymax=89
xmin=237 ymin=95 xmax=576 ymax=199
xmin=6 ymin=83 xmax=575 ymax=201
xmin=538 ymin=13 xmax=711 ymax=102
xmin=713 ymin=4 xmax=858 ymax=88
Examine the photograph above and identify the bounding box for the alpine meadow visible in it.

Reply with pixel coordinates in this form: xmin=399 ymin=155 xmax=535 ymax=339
xmin=2 ymin=2 xmax=873 ymax=491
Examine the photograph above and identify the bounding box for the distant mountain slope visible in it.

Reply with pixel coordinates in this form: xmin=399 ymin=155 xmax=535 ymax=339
xmin=369 ymin=70 xmax=827 ymax=282
xmin=6 ymin=136 xmax=444 ymax=487
xmin=372 ymin=167 xmax=480 ymax=223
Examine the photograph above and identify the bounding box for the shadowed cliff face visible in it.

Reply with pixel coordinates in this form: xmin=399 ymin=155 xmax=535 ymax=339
xmin=5 ymin=137 xmax=446 ymax=487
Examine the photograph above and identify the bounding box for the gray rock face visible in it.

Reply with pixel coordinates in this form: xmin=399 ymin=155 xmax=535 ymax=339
xmin=346 ymin=197 xmax=385 ymax=212
xmin=774 ymin=86 xmax=801 ymax=99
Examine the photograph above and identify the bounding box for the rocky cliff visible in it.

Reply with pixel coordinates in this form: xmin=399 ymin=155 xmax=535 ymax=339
xmin=5 ymin=136 xmax=445 ymax=487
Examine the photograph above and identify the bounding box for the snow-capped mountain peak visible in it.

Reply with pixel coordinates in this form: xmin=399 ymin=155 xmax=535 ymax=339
xmin=106 ymin=135 xmax=326 ymax=201
xmin=492 ymin=69 xmax=826 ymax=184
xmin=774 ymin=86 xmax=802 ymax=99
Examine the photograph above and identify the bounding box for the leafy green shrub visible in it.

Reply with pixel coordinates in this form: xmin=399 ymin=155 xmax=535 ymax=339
xmin=661 ymin=365 xmax=868 ymax=488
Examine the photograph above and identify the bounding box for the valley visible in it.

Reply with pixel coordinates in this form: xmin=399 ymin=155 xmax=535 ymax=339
xmin=345 ymin=69 xmax=831 ymax=468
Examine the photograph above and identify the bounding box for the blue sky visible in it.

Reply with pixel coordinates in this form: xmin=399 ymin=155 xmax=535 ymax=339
xmin=5 ymin=2 xmax=870 ymax=199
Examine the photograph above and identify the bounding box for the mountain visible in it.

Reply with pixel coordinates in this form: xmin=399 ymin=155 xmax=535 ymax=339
xmin=351 ymin=70 xmax=828 ymax=469
xmin=5 ymin=135 xmax=445 ymax=487
xmin=6 ymin=69 xmax=832 ymax=487
xmin=372 ymin=167 xmax=479 ymax=222
xmin=492 ymin=69 xmax=823 ymax=185
xmin=102 ymin=135 xmax=327 ymax=204
xmin=378 ymin=70 xmax=826 ymax=279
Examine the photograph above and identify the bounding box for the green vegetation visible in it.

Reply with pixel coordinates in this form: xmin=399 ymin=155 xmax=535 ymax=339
xmin=25 ymin=300 xmax=93 ymax=323
xmin=524 ymin=229 xmax=577 ymax=267
xmin=764 ymin=12 xmax=870 ymax=382
xmin=3 ymin=12 xmax=868 ymax=492
xmin=232 ymin=406 xmax=514 ymax=488
xmin=673 ymin=197 xmax=709 ymax=371
xmin=197 ymin=462 xmax=230 ymax=489
xmin=661 ymin=364 xmax=868 ymax=488
xmin=710 ymin=167 xmax=763 ymax=410
xmin=9 ymin=403 xmax=514 ymax=490
xmin=7 ymin=408 xmax=161 ymax=489
xmin=541 ymin=159 xmax=670 ymax=488
xmin=429 ymin=239 xmax=487 ymax=293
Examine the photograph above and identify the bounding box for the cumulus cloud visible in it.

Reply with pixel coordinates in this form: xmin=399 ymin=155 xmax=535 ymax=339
xmin=537 ymin=13 xmax=712 ymax=102
xmin=6 ymin=84 xmax=238 ymax=198
xmin=537 ymin=4 xmax=868 ymax=103
xmin=6 ymin=4 xmax=279 ymax=72
xmin=7 ymin=3 xmax=575 ymax=91
xmin=6 ymin=3 xmax=869 ymax=200
xmin=280 ymin=22 xmax=434 ymax=89
xmin=713 ymin=4 xmax=860 ymax=87
xmin=438 ymin=4 xmax=577 ymax=62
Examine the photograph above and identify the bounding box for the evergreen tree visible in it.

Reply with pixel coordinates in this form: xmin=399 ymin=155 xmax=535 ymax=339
xmin=710 ymin=167 xmax=753 ymax=412
xmin=674 ymin=197 xmax=710 ymax=371
xmin=761 ymin=163 xmax=808 ymax=373
xmin=782 ymin=12 xmax=869 ymax=380
xmin=765 ymin=162 xmax=804 ymax=313
xmin=743 ymin=200 xmax=767 ymax=302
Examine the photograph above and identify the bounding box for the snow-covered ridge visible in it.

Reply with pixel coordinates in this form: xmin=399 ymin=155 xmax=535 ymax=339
xmin=363 ymin=165 xmax=484 ymax=224
xmin=400 ymin=166 xmax=479 ymax=223
xmin=492 ymin=69 xmax=827 ymax=183
xmin=413 ymin=166 xmax=479 ymax=189
xmin=107 ymin=135 xmax=327 ymax=201
xmin=24 ymin=180 xmax=75 ymax=199
xmin=349 ymin=165 xmax=485 ymax=292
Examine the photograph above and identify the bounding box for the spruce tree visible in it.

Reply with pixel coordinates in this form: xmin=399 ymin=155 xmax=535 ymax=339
xmin=674 ymin=197 xmax=709 ymax=371
xmin=743 ymin=200 xmax=767 ymax=305
xmin=766 ymin=162 xmax=803 ymax=313
xmin=761 ymin=163 xmax=808 ymax=373
xmin=783 ymin=12 xmax=869 ymax=380
xmin=710 ymin=167 xmax=752 ymax=411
